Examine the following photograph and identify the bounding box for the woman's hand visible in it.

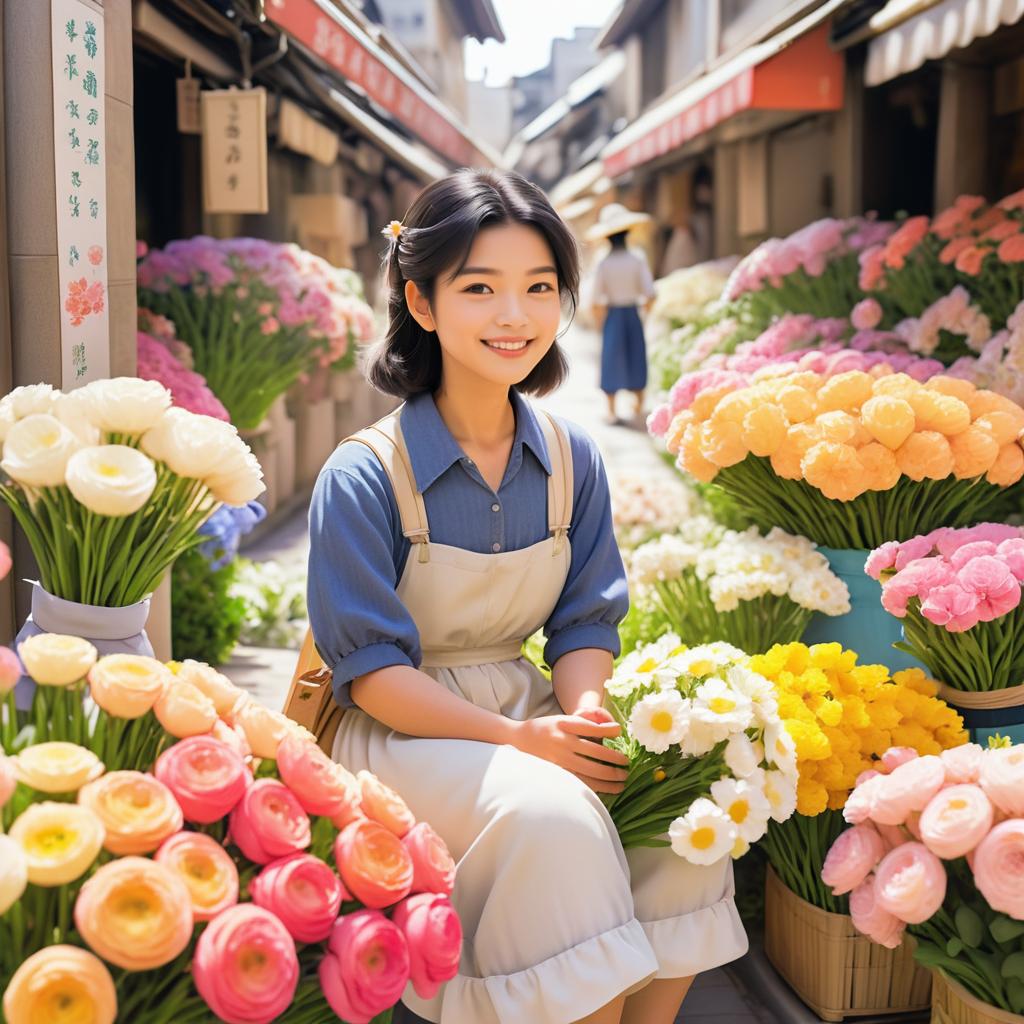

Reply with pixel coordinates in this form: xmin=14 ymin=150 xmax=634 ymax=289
xmin=509 ymin=714 xmax=629 ymax=795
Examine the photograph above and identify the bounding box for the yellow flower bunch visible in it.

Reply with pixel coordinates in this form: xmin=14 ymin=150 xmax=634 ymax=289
xmin=749 ymin=641 xmax=967 ymax=816
xmin=665 ymin=369 xmax=1024 ymax=500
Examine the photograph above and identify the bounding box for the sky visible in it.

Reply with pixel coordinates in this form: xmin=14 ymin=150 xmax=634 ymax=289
xmin=464 ymin=0 xmax=623 ymax=86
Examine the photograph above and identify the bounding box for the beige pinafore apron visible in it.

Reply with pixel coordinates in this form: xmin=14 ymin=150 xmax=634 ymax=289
xmin=325 ymin=407 xmax=748 ymax=1024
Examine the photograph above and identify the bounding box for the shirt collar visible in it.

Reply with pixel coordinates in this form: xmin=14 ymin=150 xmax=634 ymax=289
xmin=400 ymin=390 xmax=553 ymax=494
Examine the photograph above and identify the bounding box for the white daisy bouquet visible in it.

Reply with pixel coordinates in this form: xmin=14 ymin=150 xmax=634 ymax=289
xmin=602 ymin=634 xmax=800 ymax=863
xmin=626 ymin=517 xmax=850 ymax=654
xmin=0 ymin=381 xmax=264 ymax=608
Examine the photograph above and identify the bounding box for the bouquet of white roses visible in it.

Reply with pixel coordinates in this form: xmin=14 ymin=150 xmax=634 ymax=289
xmin=0 ymin=381 xmax=263 ymax=608
xmin=626 ymin=518 xmax=850 ymax=653
xmin=601 ymin=634 xmax=799 ymax=862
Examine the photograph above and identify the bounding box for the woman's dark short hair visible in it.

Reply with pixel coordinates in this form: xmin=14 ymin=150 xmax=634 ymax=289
xmin=366 ymin=169 xmax=578 ymax=398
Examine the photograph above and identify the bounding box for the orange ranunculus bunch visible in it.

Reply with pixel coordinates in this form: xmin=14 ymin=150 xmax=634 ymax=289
xmin=1 ymin=637 xmax=462 ymax=1024
xmin=859 ymin=190 xmax=1024 ymax=336
xmin=663 ymin=367 xmax=1024 ymax=548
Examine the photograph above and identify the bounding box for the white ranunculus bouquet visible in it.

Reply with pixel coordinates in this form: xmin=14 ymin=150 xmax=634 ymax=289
xmin=601 ymin=634 xmax=799 ymax=861
xmin=0 ymin=381 xmax=264 ymax=608
xmin=626 ymin=517 xmax=850 ymax=654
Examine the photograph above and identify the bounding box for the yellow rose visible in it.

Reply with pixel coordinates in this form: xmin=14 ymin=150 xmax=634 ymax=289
xmin=17 ymin=634 xmax=96 ymax=686
xmin=927 ymin=376 xmax=976 ymax=402
xmin=13 ymin=742 xmax=103 ymax=793
xmin=174 ymin=659 xmax=241 ymax=716
xmin=817 ymin=371 xmax=874 ymax=412
xmin=857 ymin=442 xmax=902 ymax=491
xmin=154 ymin=679 xmax=217 ymax=738
xmin=2 ymin=945 xmax=116 ymax=1024
xmin=0 ymin=834 xmax=28 ymax=914
xmin=974 ymin=410 xmax=1024 ymax=446
xmin=861 ymin=395 xmax=916 ymax=450
xmin=909 ymin=390 xmax=971 ymax=435
xmin=948 ymin=424 xmax=999 ymax=479
xmin=676 ymin=425 xmax=719 ymax=483
xmin=78 ymin=771 xmax=184 ymax=856
xmin=232 ymin=697 xmax=294 ymax=759
xmin=871 ymin=373 xmax=919 ymax=400
xmin=895 ymin=430 xmax=954 ymax=481
xmin=691 ymin=385 xmax=737 ymax=421
xmin=88 ymin=654 xmax=170 ymax=719
xmin=802 ymin=441 xmax=866 ymax=501
xmin=966 ymin=388 xmax=1015 ymax=419
xmin=699 ymin=420 xmax=748 ymax=467
xmin=777 ymin=386 xmax=817 ymax=423
xmin=9 ymin=802 xmax=105 ymax=886
xmin=741 ymin=403 xmax=788 ymax=456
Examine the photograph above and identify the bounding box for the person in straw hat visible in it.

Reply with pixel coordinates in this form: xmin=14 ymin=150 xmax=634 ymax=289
xmin=586 ymin=203 xmax=656 ymax=425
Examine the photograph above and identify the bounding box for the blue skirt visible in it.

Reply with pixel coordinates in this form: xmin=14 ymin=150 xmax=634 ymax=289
xmin=601 ymin=305 xmax=648 ymax=393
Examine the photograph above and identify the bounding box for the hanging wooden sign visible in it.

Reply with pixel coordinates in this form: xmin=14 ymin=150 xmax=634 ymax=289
xmin=201 ymin=88 xmax=269 ymax=214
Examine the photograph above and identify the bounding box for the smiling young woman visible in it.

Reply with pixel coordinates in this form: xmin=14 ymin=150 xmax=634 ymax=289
xmin=304 ymin=170 xmax=747 ymax=1024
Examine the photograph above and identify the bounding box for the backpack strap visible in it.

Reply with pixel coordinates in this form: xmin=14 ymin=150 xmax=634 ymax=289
xmin=537 ymin=411 xmax=574 ymax=555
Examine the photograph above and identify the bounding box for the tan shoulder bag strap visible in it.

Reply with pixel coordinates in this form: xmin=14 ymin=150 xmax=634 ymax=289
xmin=537 ymin=411 xmax=574 ymax=554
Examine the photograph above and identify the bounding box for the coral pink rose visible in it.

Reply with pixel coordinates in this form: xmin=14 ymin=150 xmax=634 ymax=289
xmin=318 ymin=910 xmax=410 ymax=1024
xmin=941 ymin=743 xmax=984 ymax=783
xmin=229 ymin=779 xmax=310 ymax=865
xmin=193 ymin=905 xmax=299 ymax=1024
xmin=210 ymin=718 xmax=252 ymax=760
xmin=880 ymin=747 xmax=918 ymax=773
xmin=870 ymin=755 xmax=946 ymax=825
xmin=250 ymin=853 xmax=343 ymax=944
xmin=334 ymin=819 xmax=414 ymax=909
xmin=822 ymin=824 xmax=886 ymax=895
xmin=873 ymin=842 xmax=947 ymax=924
xmin=392 ymin=893 xmax=462 ymax=1000
xmin=918 ymin=783 xmax=993 ymax=859
xmin=155 ymin=735 xmax=249 ymax=824
xmin=358 ymin=770 xmax=415 ymax=838
xmin=978 ymin=745 xmax=1024 ymax=815
xmin=276 ymin=734 xmax=361 ymax=820
xmin=849 ymin=876 xmax=906 ymax=948
xmin=155 ymin=831 xmax=239 ymax=921
xmin=403 ymin=822 xmax=456 ymax=896
xmin=972 ymin=819 xmax=1024 ymax=919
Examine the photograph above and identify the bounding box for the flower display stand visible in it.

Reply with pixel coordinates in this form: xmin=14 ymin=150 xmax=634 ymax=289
xmin=241 ymin=420 xmax=279 ymax=516
xmin=931 ymin=971 xmax=1024 ymax=1024
xmin=764 ymin=867 xmax=931 ymax=1021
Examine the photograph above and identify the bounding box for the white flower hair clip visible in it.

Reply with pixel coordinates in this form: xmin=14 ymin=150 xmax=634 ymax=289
xmin=382 ymin=220 xmax=404 ymax=242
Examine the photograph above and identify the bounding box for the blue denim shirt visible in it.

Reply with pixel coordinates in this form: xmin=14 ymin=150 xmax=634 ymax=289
xmin=307 ymin=389 xmax=628 ymax=707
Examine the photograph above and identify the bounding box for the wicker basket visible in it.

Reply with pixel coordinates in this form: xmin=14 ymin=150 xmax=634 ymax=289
xmin=764 ymin=867 xmax=931 ymax=1021
xmin=931 ymin=972 xmax=1024 ymax=1024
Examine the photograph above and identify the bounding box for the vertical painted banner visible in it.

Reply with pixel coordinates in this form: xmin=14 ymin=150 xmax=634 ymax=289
xmin=51 ymin=0 xmax=110 ymax=388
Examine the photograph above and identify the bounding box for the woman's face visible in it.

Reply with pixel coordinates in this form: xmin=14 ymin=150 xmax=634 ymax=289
xmin=406 ymin=222 xmax=562 ymax=390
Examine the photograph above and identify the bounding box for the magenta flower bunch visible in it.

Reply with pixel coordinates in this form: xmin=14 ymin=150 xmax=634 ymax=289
xmin=868 ymin=524 xmax=1024 ymax=692
xmin=136 ymin=331 xmax=229 ymax=423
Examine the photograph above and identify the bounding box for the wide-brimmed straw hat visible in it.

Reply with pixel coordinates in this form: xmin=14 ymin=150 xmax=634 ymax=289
xmin=585 ymin=202 xmax=651 ymax=241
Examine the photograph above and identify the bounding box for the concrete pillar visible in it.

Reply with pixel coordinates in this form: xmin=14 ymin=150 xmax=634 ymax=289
xmin=713 ymin=141 xmax=740 ymax=257
xmin=934 ymin=62 xmax=990 ymax=210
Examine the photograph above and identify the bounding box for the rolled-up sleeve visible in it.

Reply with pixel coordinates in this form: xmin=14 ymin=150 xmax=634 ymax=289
xmin=307 ymin=461 xmax=420 ymax=708
xmin=543 ymin=425 xmax=628 ymax=666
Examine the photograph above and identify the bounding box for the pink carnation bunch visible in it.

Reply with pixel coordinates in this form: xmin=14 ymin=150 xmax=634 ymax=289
xmin=137 ymin=331 xmax=230 ymax=421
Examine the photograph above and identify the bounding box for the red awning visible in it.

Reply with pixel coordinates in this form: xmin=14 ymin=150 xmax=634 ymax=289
xmin=265 ymin=0 xmax=488 ymax=167
xmin=603 ymin=18 xmax=845 ymax=178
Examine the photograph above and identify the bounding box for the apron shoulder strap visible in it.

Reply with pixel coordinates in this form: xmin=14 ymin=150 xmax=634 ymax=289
xmin=340 ymin=407 xmax=430 ymax=546
xmin=537 ymin=411 xmax=574 ymax=548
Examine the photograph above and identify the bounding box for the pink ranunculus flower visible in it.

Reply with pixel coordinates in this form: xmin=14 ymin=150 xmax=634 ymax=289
xmin=940 ymin=743 xmax=985 ymax=784
xmin=957 ymin=556 xmax=1021 ymax=622
xmin=870 ymin=755 xmax=946 ymax=826
xmin=875 ymin=822 xmax=911 ymax=851
xmin=229 ymin=779 xmax=311 ymax=865
xmin=193 ymin=904 xmax=299 ymax=1024
xmin=647 ymin=403 xmax=672 ymax=438
xmin=873 ymin=842 xmax=947 ymax=924
xmin=318 ymin=910 xmax=410 ymax=1024
xmin=249 ymin=853 xmax=343 ymax=944
xmin=154 ymin=735 xmax=250 ymax=824
xmin=851 ymin=298 xmax=883 ymax=331
xmin=849 ymin=876 xmax=906 ymax=948
xmin=844 ymin=773 xmax=884 ymax=825
xmin=919 ymin=583 xmax=982 ymax=632
xmin=918 ymin=784 xmax=994 ymax=859
xmin=0 ymin=647 xmax=21 ymax=696
xmin=972 ymin=819 xmax=1024 ymax=919
xmin=403 ymin=822 xmax=456 ymax=897
xmin=821 ymin=824 xmax=886 ymax=895
xmin=880 ymin=747 xmax=918 ymax=774
xmin=392 ymin=893 xmax=463 ymax=1000
xmin=978 ymin=745 xmax=1024 ymax=816
xmin=276 ymin=734 xmax=361 ymax=821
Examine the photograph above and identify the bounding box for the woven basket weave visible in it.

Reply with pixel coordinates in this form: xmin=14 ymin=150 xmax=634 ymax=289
xmin=931 ymin=971 xmax=1024 ymax=1024
xmin=764 ymin=867 xmax=931 ymax=1021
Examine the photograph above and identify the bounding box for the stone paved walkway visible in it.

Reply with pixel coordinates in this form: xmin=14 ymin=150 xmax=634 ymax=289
xmin=225 ymin=322 xmax=781 ymax=1024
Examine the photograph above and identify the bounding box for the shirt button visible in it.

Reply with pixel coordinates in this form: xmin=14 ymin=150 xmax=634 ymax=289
xmin=491 ymin=503 xmax=500 ymax=513
xmin=491 ymin=542 xmax=501 ymax=553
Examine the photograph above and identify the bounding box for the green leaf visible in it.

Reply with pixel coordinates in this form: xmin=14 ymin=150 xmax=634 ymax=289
xmin=947 ymin=937 xmax=965 ymax=958
xmin=991 ymin=916 xmax=1024 ymax=944
xmin=1008 ymin=979 xmax=1024 ymax=1016
xmin=956 ymin=905 xmax=986 ymax=948
xmin=1002 ymin=952 xmax=1024 ymax=983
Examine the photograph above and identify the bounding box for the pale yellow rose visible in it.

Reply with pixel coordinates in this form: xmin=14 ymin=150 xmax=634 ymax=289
xmin=154 ymin=679 xmax=217 ymax=738
xmin=233 ymin=697 xmax=293 ymax=759
xmin=88 ymin=654 xmax=170 ymax=719
xmin=203 ymin=441 xmax=265 ymax=505
xmin=2 ymin=945 xmax=116 ymax=1024
xmin=175 ymin=659 xmax=241 ymax=716
xmin=78 ymin=771 xmax=184 ymax=856
xmin=9 ymin=802 xmax=105 ymax=885
xmin=65 ymin=445 xmax=157 ymax=516
xmin=17 ymin=633 xmax=97 ymax=686
xmin=0 ymin=413 xmax=79 ymax=487
xmin=141 ymin=407 xmax=240 ymax=479
xmin=0 ymin=834 xmax=28 ymax=914
xmin=13 ymin=742 xmax=104 ymax=793
xmin=76 ymin=376 xmax=171 ymax=435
